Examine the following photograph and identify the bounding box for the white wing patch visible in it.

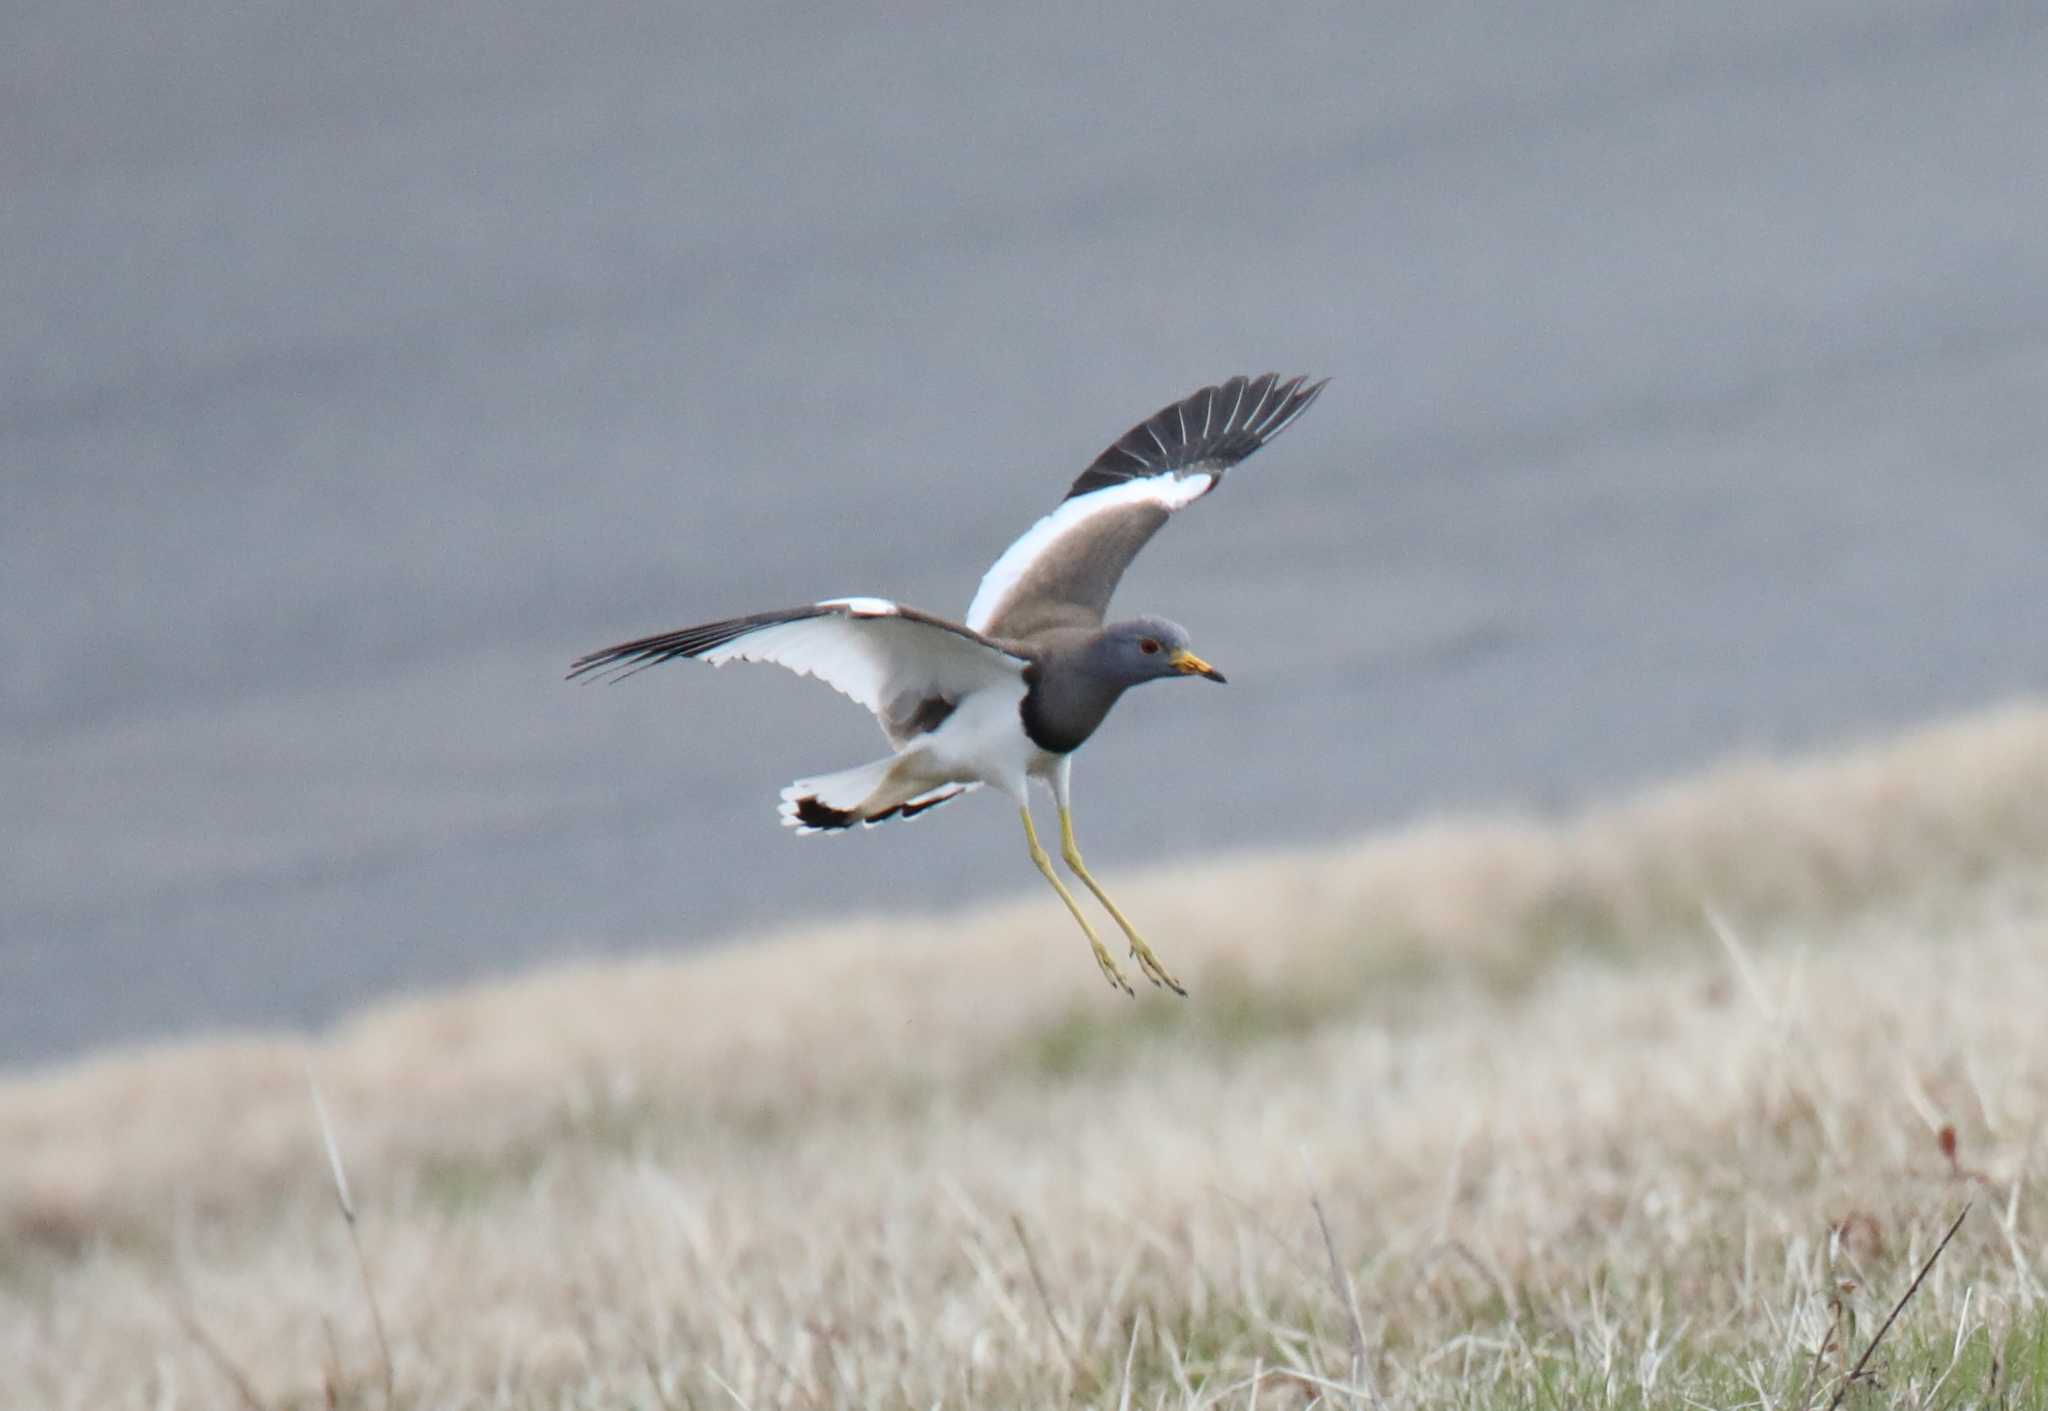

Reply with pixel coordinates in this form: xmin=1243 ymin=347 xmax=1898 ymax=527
xmin=815 ymin=596 xmax=899 ymax=616
xmin=699 ymin=605 xmax=1025 ymax=720
xmin=965 ymin=472 xmax=1215 ymax=633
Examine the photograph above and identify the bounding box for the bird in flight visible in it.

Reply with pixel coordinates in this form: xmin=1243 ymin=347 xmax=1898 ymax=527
xmin=570 ymin=373 xmax=1327 ymax=996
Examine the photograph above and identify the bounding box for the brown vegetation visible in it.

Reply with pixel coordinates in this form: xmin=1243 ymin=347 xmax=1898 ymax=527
xmin=6 ymin=704 xmax=2047 ymax=1408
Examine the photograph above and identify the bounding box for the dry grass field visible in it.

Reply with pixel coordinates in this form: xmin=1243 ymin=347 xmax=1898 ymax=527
xmin=6 ymin=705 xmax=2048 ymax=1410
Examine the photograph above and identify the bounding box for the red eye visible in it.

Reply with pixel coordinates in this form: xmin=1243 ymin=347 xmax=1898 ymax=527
xmin=1139 ymin=638 xmax=1161 ymax=655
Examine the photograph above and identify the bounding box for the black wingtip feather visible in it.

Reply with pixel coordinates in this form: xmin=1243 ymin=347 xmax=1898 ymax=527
xmin=565 ymin=606 xmax=833 ymax=684
xmin=1064 ymin=373 xmax=1328 ymax=500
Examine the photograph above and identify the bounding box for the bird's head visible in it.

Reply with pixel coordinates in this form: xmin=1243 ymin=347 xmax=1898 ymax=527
xmin=1094 ymin=617 xmax=1226 ymax=686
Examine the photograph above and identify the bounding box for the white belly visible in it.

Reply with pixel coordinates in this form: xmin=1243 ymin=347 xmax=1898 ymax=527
xmin=915 ymin=681 xmax=1046 ymax=801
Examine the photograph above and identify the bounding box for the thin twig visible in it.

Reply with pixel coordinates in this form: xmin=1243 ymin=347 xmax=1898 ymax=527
xmin=1823 ymin=1204 xmax=1970 ymax=1411
xmin=1789 ymin=1292 xmax=1842 ymax=1411
xmin=1011 ymin=1213 xmax=1097 ymax=1396
xmin=1301 ymin=1150 xmax=1373 ymax=1408
xmin=308 ymin=1064 xmax=397 ymax=1408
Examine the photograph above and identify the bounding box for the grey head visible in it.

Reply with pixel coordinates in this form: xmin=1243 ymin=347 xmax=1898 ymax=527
xmin=1086 ymin=616 xmax=1226 ymax=687
xmin=1019 ymin=615 xmax=1224 ymax=755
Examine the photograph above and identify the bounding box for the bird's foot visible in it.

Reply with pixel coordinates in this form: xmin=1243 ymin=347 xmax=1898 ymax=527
xmin=1126 ymin=934 xmax=1188 ymax=997
xmin=1089 ymin=936 xmax=1135 ymax=996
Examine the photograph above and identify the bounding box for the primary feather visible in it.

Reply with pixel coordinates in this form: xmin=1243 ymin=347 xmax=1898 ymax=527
xmin=568 ymin=598 xmax=1027 ymax=749
xmin=966 ymin=373 xmax=1327 ymax=639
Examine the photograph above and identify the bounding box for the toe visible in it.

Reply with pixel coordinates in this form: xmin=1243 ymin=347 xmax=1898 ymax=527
xmin=1131 ymin=946 xmax=1188 ymax=997
xmin=1092 ymin=949 xmax=1134 ymax=996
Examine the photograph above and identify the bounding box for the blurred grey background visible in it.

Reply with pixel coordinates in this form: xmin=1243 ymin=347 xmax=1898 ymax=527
xmin=7 ymin=0 xmax=2048 ymax=1067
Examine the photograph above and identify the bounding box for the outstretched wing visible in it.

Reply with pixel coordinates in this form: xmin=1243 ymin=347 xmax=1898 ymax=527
xmin=965 ymin=373 xmax=1327 ymax=641
xmin=569 ymin=597 xmax=1028 ymax=747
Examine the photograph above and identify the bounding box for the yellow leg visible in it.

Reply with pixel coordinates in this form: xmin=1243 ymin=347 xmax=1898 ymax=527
xmin=1059 ymin=807 xmax=1187 ymax=996
xmin=1021 ymin=807 xmax=1131 ymax=996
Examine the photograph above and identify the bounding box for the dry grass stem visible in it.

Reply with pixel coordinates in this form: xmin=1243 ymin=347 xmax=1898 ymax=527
xmin=1823 ymin=1203 xmax=1971 ymax=1410
xmin=1012 ymin=1211 xmax=1094 ymax=1397
xmin=307 ymin=1067 xmax=394 ymax=1408
xmin=1303 ymin=1149 xmax=1374 ymax=1407
xmin=4 ymin=702 xmax=2048 ymax=1408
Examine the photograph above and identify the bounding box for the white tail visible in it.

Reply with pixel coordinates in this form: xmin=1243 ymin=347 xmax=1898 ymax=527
xmin=777 ymin=757 xmax=976 ymax=833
